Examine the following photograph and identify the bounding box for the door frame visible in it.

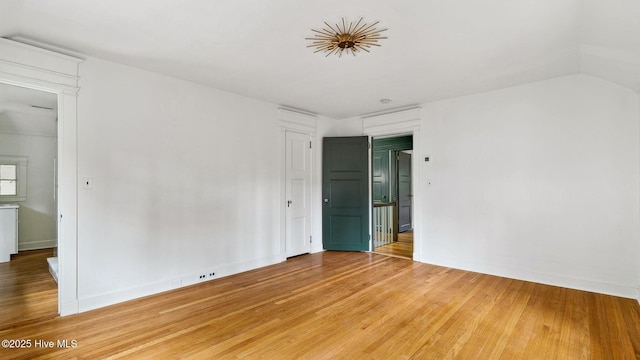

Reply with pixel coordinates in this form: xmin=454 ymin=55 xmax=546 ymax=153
xmin=278 ymin=108 xmax=316 ymax=260
xmin=362 ymin=107 xmax=422 ymax=260
xmin=0 ymin=38 xmax=82 ymax=315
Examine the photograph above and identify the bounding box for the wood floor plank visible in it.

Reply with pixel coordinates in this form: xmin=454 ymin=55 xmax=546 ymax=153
xmin=605 ymin=295 xmax=638 ymax=360
xmin=621 ymin=297 xmax=640 ymax=358
xmin=410 ymin=275 xmax=507 ymax=359
xmin=0 ymin=249 xmax=58 ymax=332
xmin=558 ymin=289 xmax=590 ymax=360
xmin=1 ymin=251 xmax=640 ymax=359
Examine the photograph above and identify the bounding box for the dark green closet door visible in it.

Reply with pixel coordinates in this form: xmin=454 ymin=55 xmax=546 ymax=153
xmin=398 ymin=151 xmax=412 ymax=232
xmin=372 ymin=150 xmax=389 ymax=202
xmin=322 ymin=136 xmax=369 ymax=251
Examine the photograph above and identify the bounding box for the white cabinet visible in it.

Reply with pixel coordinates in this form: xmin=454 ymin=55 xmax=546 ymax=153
xmin=0 ymin=204 xmax=18 ymax=263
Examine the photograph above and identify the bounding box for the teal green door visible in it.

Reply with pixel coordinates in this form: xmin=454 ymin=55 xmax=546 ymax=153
xmin=398 ymin=151 xmax=412 ymax=232
xmin=322 ymin=136 xmax=369 ymax=251
xmin=372 ymin=149 xmax=390 ymax=202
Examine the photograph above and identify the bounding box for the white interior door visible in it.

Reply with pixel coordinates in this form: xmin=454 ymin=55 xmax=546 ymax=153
xmin=285 ymin=131 xmax=312 ymax=257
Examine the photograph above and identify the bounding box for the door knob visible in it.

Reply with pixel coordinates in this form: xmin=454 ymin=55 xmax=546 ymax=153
xmin=323 ymin=198 xmax=329 ymax=203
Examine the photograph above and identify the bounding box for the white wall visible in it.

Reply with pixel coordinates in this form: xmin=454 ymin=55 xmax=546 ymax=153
xmin=0 ymin=132 xmax=56 ymax=250
xmin=333 ymin=116 xmax=366 ymax=136
xmin=76 ymin=57 xmax=300 ymax=310
xmin=419 ymin=74 xmax=640 ymax=298
xmin=71 ymin=58 xmax=640 ymax=310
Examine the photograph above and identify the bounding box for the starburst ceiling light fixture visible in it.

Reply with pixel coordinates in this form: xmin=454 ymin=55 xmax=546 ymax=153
xmin=306 ymin=17 xmax=387 ymax=57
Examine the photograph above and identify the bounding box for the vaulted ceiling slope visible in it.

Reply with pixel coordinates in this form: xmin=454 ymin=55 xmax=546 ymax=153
xmin=0 ymin=0 xmax=638 ymax=119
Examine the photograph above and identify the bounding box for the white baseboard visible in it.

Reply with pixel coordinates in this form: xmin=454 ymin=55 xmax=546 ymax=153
xmin=47 ymin=257 xmax=58 ymax=283
xmin=19 ymin=239 xmax=56 ymax=251
xmin=416 ymin=253 xmax=640 ymax=300
xmin=78 ymin=254 xmax=284 ymax=313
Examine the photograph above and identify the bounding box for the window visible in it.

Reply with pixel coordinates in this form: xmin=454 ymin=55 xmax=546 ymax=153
xmin=0 ymin=156 xmax=28 ymax=202
xmin=0 ymin=164 xmax=17 ymax=195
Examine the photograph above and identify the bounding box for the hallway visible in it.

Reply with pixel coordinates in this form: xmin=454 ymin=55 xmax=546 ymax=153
xmin=373 ymin=230 xmax=413 ymax=259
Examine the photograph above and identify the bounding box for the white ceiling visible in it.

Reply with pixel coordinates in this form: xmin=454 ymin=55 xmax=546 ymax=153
xmin=0 ymin=83 xmax=57 ymax=137
xmin=0 ymin=0 xmax=639 ymax=119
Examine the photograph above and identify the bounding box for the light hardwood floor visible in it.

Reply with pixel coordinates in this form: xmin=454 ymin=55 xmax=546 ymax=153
xmin=1 ymin=250 xmax=639 ymax=359
xmin=374 ymin=230 xmax=413 ymax=259
xmin=0 ymin=249 xmax=58 ymax=332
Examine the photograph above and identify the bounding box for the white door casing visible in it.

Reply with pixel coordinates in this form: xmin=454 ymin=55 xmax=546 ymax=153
xmin=0 ymin=38 xmax=83 ymax=315
xmin=362 ymin=107 xmax=421 ymax=261
xmin=278 ymin=108 xmax=316 ymax=259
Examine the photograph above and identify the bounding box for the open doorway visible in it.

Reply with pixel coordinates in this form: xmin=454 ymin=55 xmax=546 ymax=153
xmin=371 ymin=135 xmax=413 ymax=259
xmin=0 ymin=38 xmax=81 ymax=316
xmin=0 ymin=82 xmax=58 ymax=328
